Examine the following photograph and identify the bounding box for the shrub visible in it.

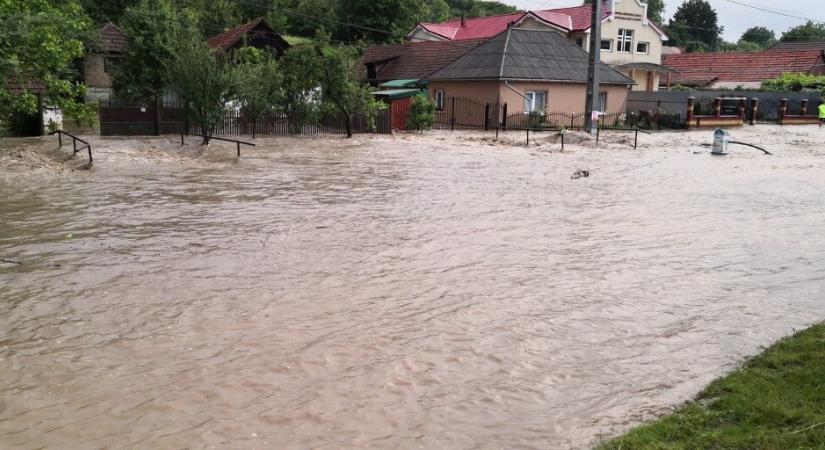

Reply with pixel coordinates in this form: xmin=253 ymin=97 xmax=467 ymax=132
xmin=406 ymin=94 xmax=435 ymax=131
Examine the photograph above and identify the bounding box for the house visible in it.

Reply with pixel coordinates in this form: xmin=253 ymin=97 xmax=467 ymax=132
xmin=206 ymin=17 xmax=290 ymax=56
xmin=361 ymin=39 xmax=485 ymax=86
xmin=408 ymin=0 xmax=669 ymax=92
xmin=83 ymin=23 xmax=127 ymax=103
xmin=426 ymin=28 xmax=634 ymax=117
xmin=661 ymin=50 xmax=825 ymax=89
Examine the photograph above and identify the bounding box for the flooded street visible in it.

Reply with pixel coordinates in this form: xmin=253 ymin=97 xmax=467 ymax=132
xmin=1 ymin=130 xmax=825 ymax=449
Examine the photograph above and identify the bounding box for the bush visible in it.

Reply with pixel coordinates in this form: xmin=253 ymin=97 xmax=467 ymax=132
xmin=406 ymin=94 xmax=435 ymax=131
xmin=762 ymin=73 xmax=825 ymax=96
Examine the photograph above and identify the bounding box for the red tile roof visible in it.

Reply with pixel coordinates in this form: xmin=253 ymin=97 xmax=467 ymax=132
xmin=206 ymin=17 xmax=285 ymax=51
xmin=662 ymin=50 xmax=825 ymax=86
xmin=361 ymin=39 xmax=485 ymax=82
xmin=766 ymin=41 xmax=825 ymax=52
xmin=98 ymin=23 xmax=127 ymax=53
xmin=414 ymin=4 xmax=612 ymax=41
xmin=5 ymin=75 xmax=46 ymax=95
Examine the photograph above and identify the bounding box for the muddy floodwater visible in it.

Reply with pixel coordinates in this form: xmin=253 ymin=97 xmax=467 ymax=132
xmin=1 ymin=131 xmax=825 ymax=449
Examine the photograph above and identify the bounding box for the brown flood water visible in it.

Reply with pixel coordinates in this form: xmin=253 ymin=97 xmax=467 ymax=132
xmin=1 ymin=133 xmax=824 ymax=449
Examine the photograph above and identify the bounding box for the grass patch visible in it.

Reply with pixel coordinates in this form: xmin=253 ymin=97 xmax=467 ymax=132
xmin=598 ymin=323 xmax=825 ymax=449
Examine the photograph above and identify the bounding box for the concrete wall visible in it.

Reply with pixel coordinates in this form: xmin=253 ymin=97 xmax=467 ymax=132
xmin=428 ymin=81 xmax=504 ymax=105
xmin=84 ymin=53 xmax=115 ymax=89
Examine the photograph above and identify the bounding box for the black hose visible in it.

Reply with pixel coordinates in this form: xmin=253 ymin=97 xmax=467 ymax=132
xmin=729 ymin=141 xmax=772 ymax=155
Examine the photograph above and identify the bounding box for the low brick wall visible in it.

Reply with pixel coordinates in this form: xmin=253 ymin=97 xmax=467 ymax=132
xmin=691 ymin=116 xmax=744 ymax=128
xmin=781 ymin=116 xmax=820 ymax=125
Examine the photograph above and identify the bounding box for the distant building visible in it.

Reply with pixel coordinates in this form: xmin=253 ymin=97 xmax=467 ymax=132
xmin=206 ymin=17 xmax=290 ymax=56
xmin=427 ymin=28 xmax=634 ymax=116
xmin=407 ymin=0 xmax=670 ymax=92
xmin=766 ymin=41 xmax=825 ymax=52
xmin=83 ymin=23 xmax=127 ymax=103
xmin=661 ymin=50 xmax=825 ymax=89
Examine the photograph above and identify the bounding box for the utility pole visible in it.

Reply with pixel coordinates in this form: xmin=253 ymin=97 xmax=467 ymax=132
xmin=584 ymin=0 xmax=602 ymax=134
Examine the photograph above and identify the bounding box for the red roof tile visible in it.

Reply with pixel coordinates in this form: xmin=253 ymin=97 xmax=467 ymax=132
xmin=98 ymin=23 xmax=127 ymax=53
xmin=662 ymin=50 xmax=825 ymax=86
xmin=206 ymin=17 xmax=289 ymax=52
xmin=361 ymin=39 xmax=485 ymax=82
xmin=414 ymin=3 xmax=612 ymax=41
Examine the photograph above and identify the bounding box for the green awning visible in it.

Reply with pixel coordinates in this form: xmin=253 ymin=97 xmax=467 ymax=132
xmin=379 ymin=79 xmax=423 ymax=88
xmin=372 ymin=88 xmax=422 ymax=100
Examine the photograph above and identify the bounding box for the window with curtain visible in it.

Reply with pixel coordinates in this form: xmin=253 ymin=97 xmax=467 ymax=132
xmin=435 ymin=90 xmax=445 ymax=111
xmin=618 ymin=28 xmax=634 ymax=53
xmin=524 ymin=91 xmax=547 ymax=112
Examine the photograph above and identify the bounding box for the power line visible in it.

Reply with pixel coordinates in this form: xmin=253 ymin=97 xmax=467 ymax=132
xmin=719 ymin=0 xmax=825 ymax=25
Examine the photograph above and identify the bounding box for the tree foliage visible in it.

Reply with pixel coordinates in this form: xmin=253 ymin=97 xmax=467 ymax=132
xmin=80 ymin=0 xmax=138 ymax=25
xmin=780 ymin=21 xmax=825 ymax=43
xmin=235 ymin=50 xmax=282 ymax=136
xmin=0 ymin=0 xmax=94 ymax=129
xmin=666 ymin=0 xmax=722 ymax=52
xmin=740 ymin=26 xmax=775 ymax=47
xmin=113 ymin=0 xmax=183 ymax=102
xmin=406 ymin=94 xmax=436 ymax=131
xmin=762 ymin=73 xmax=825 ymax=96
xmin=165 ymin=26 xmax=239 ymax=144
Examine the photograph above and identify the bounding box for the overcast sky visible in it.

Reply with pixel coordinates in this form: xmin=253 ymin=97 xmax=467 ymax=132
xmin=504 ymin=0 xmax=824 ymax=42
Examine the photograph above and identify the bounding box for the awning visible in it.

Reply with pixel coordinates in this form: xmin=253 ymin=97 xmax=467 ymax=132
xmin=614 ymin=62 xmax=678 ymax=73
xmin=372 ymin=88 xmax=422 ymax=100
xmin=379 ymin=79 xmax=424 ymax=88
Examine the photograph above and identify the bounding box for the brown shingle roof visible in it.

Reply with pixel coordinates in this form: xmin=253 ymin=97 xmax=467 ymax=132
xmin=362 ymin=39 xmax=484 ymax=83
xmin=662 ymin=50 xmax=825 ymax=86
xmin=767 ymin=41 xmax=825 ymax=52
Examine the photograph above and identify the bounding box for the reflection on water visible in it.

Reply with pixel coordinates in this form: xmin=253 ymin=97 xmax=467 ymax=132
xmin=1 ymin=136 xmax=824 ymax=449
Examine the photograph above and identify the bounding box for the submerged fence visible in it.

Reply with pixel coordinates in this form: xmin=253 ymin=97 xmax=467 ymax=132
xmin=99 ymin=100 xmax=390 ymax=137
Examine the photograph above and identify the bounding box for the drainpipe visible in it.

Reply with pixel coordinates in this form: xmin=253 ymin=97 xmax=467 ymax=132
xmin=504 ymin=81 xmax=531 ymax=106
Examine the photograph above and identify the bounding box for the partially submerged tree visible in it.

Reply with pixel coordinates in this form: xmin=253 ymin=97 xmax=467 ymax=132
xmin=165 ymin=27 xmax=239 ymax=144
xmin=406 ymin=94 xmax=435 ymax=131
xmin=0 ymin=0 xmax=94 ymax=131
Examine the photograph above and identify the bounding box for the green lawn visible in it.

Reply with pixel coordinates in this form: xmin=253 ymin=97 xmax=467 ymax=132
xmin=598 ymin=324 xmax=825 ymax=450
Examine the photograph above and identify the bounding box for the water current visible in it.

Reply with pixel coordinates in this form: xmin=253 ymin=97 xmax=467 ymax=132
xmin=1 ymin=134 xmax=824 ymax=448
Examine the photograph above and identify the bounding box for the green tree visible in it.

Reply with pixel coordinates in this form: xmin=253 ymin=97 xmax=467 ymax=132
xmin=781 ymin=21 xmax=825 ymax=42
xmin=406 ymin=94 xmax=435 ymax=131
xmin=165 ymin=27 xmax=239 ymax=144
xmin=584 ymin=0 xmax=665 ymax=23
xmin=446 ymin=0 xmax=516 ymax=19
xmin=762 ymin=73 xmax=825 ymax=95
xmin=80 ymin=0 xmax=138 ymax=24
xmin=114 ymin=0 xmax=182 ymax=107
xmin=667 ymin=0 xmax=722 ymax=52
xmin=740 ymin=26 xmax=775 ymax=47
xmin=314 ymin=35 xmax=381 ymax=137
xmin=235 ymin=51 xmax=282 ymax=138
xmin=720 ymin=40 xmax=762 ymax=52
xmin=0 ymin=0 xmax=94 ymax=131
xmin=277 ymin=45 xmax=321 ymax=132
xmin=427 ymin=0 xmax=452 ymax=22
xmin=346 ymin=0 xmax=429 ymax=42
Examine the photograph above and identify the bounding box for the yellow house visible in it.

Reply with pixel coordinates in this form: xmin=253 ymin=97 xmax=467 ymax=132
xmin=408 ymin=0 xmax=670 ymax=92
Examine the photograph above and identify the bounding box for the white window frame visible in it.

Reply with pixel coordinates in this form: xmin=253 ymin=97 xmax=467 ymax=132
xmin=618 ymin=28 xmax=634 ymax=53
xmin=524 ymin=91 xmax=547 ymax=113
xmin=435 ymin=90 xmax=445 ymax=111
xmin=636 ymin=41 xmax=650 ymax=55
xmin=600 ymin=39 xmax=613 ymax=52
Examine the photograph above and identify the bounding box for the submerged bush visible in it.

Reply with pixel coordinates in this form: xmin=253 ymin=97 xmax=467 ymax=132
xmin=406 ymin=94 xmax=435 ymax=131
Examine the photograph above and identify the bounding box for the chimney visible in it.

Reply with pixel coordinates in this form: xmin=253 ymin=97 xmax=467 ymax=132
xmin=461 ymin=12 xmax=465 ymax=27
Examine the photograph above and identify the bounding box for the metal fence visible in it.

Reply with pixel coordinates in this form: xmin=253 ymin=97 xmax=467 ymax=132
xmin=99 ymin=101 xmax=390 ymax=137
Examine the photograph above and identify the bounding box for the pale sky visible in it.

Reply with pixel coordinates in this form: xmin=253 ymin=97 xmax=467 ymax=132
xmin=505 ymin=0 xmax=824 ymax=42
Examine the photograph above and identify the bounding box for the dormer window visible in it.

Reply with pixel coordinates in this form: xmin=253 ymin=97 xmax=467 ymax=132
xmin=636 ymin=41 xmax=649 ymax=54
xmin=618 ymin=28 xmax=634 ymax=53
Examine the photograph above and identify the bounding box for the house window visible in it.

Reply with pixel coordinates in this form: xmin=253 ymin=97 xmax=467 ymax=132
xmin=600 ymin=39 xmax=613 ymax=51
xmin=576 ymin=38 xmax=584 ymax=47
xmin=435 ymin=90 xmax=445 ymax=111
xmin=636 ymin=41 xmax=649 ymax=54
xmin=524 ymin=91 xmax=547 ymax=112
xmin=104 ymin=57 xmax=119 ymax=74
xmin=618 ymin=28 xmax=634 ymax=53
xmin=599 ymin=92 xmax=608 ymax=112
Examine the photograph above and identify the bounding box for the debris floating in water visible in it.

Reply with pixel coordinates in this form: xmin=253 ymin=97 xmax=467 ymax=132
xmin=0 ymin=258 xmax=22 ymax=265
xmin=571 ymin=169 xmax=590 ymax=179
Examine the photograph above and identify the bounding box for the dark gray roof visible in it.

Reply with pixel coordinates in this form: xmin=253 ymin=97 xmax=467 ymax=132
xmin=427 ymin=28 xmax=634 ymax=85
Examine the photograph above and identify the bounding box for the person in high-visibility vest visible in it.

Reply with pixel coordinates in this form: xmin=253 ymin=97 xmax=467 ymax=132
xmin=819 ymin=101 xmax=825 ymax=127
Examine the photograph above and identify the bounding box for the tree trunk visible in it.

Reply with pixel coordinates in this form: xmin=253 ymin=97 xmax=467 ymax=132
xmin=201 ymin=120 xmax=209 ymax=145
xmin=344 ymin=111 xmax=352 ymax=138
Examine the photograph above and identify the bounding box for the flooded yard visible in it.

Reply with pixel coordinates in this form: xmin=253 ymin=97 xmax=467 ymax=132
xmin=1 ymin=128 xmax=825 ymax=449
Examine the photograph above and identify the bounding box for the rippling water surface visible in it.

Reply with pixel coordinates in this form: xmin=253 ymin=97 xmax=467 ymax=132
xmin=1 ymin=135 xmax=824 ymax=449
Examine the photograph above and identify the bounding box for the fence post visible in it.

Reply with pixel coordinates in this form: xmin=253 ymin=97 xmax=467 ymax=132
xmin=596 ymin=126 xmax=600 ymax=143
xmin=634 ymin=129 xmax=638 ymax=149
xmin=526 ymin=128 xmax=529 ymax=146
xmin=570 ymin=113 xmax=574 ymax=128
xmin=154 ymin=95 xmax=161 ymax=136
xmin=750 ymin=98 xmax=758 ymax=125
xmin=450 ymin=97 xmax=456 ymax=131
xmin=739 ymin=98 xmax=747 ymax=122
xmin=800 ymin=99 xmax=809 ymax=117
xmin=502 ymin=103 xmax=507 ymax=130
xmin=57 ymin=131 xmax=62 ymax=147
xmin=686 ymin=97 xmax=695 ymax=128
xmin=714 ymin=97 xmax=721 ymax=118
xmin=484 ymin=103 xmax=490 ymax=131
xmin=779 ymin=98 xmax=788 ymax=125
